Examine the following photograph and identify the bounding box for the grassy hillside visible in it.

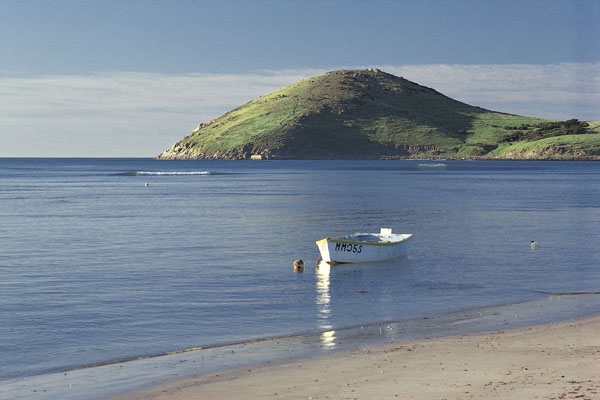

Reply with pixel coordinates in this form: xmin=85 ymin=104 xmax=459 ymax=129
xmin=157 ymin=69 xmax=599 ymax=160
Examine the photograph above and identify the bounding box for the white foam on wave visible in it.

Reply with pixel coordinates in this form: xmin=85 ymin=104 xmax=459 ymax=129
xmin=136 ymin=171 xmax=212 ymax=176
xmin=416 ymin=163 xmax=447 ymax=169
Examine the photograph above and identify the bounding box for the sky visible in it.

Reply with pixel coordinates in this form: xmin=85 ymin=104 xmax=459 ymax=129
xmin=1 ymin=0 xmax=599 ymax=157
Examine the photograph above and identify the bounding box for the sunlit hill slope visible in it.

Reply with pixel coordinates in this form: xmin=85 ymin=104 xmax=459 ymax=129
xmin=157 ymin=69 xmax=600 ymax=160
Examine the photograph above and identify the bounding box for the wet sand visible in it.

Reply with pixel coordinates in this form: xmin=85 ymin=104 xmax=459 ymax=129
xmin=110 ymin=315 xmax=600 ymax=400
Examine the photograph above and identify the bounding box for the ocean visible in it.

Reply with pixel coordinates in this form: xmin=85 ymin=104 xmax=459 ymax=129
xmin=1 ymin=158 xmax=599 ymax=399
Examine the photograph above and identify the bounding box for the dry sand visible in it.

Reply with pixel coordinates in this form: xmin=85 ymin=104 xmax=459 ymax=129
xmin=111 ymin=316 xmax=600 ymax=400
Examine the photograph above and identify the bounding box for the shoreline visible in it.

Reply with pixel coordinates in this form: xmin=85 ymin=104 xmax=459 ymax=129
xmin=110 ymin=314 xmax=600 ymax=400
xmin=4 ymin=294 xmax=600 ymax=400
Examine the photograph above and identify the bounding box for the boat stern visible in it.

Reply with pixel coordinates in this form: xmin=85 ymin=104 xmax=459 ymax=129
xmin=316 ymin=237 xmax=331 ymax=262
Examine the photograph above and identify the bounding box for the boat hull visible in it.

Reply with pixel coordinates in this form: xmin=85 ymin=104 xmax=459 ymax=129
xmin=316 ymin=232 xmax=412 ymax=264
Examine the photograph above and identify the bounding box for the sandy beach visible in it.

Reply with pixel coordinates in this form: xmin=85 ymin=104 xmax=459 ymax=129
xmin=110 ymin=315 xmax=600 ymax=400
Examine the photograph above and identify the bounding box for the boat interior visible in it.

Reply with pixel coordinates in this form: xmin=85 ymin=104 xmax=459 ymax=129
xmin=342 ymin=234 xmax=381 ymax=242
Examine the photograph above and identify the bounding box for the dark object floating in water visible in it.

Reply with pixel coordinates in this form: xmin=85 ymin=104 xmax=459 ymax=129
xmin=293 ymin=259 xmax=304 ymax=271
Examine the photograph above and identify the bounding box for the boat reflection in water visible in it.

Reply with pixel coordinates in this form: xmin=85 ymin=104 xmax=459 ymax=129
xmin=314 ymin=257 xmax=413 ymax=350
xmin=315 ymin=262 xmax=337 ymax=349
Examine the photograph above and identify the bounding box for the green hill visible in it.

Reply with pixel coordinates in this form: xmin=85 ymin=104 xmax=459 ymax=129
xmin=157 ymin=69 xmax=600 ymax=160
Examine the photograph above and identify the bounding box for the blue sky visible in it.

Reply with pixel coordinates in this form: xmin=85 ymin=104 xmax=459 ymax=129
xmin=1 ymin=0 xmax=599 ymax=157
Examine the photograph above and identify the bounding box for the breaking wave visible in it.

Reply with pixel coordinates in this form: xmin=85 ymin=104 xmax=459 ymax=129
xmin=117 ymin=170 xmax=217 ymax=176
xmin=416 ymin=163 xmax=447 ymax=169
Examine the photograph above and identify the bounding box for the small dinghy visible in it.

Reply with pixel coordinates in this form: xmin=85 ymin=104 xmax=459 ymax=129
xmin=316 ymin=228 xmax=412 ymax=264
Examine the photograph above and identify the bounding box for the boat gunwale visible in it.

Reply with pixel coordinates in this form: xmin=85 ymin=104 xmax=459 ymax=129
xmin=320 ymin=233 xmax=412 ymax=247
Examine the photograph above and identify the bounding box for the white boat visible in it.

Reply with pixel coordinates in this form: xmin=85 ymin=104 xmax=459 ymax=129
xmin=316 ymin=228 xmax=412 ymax=264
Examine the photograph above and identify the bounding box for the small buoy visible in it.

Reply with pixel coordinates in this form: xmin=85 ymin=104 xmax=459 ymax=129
xmin=530 ymin=240 xmax=539 ymax=249
xmin=293 ymin=259 xmax=305 ymax=271
xmin=144 ymin=182 xmax=149 ymax=187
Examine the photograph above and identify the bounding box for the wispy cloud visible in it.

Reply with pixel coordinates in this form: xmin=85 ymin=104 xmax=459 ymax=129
xmin=384 ymin=63 xmax=600 ymax=120
xmin=0 ymin=70 xmax=322 ymax=157
xmin=1 ymin=63 xmax=598 ymax=157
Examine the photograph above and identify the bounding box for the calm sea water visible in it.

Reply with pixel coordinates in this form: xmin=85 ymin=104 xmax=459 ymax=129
xmin=1 ymin=158 xmax=599 ymax=397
